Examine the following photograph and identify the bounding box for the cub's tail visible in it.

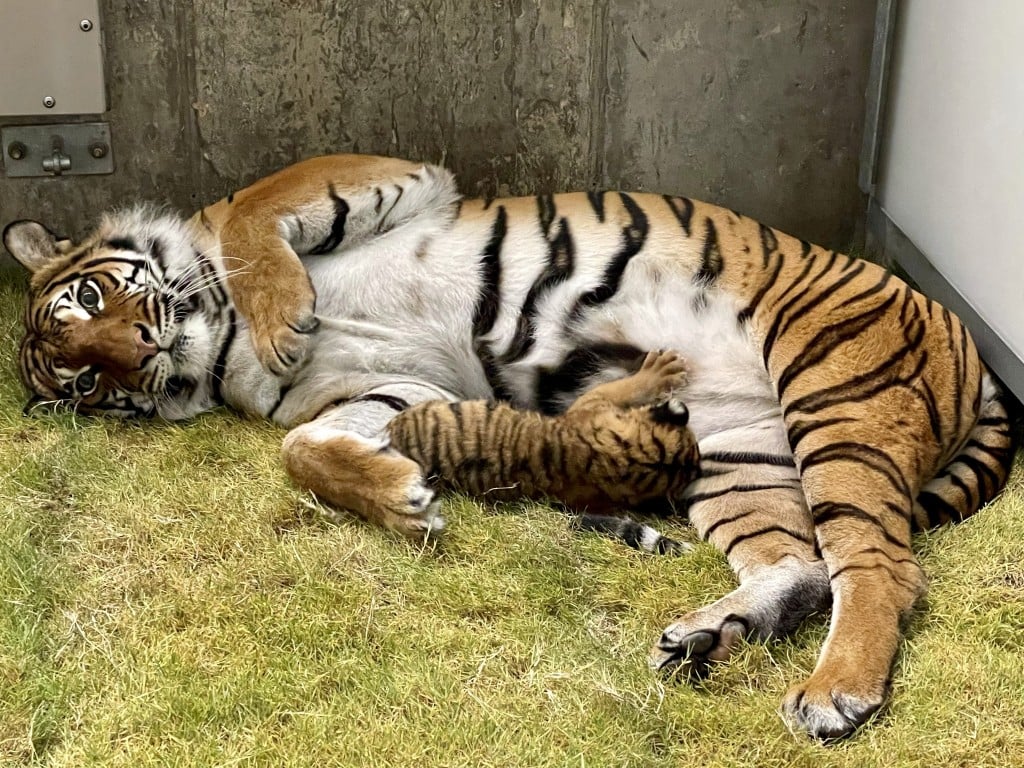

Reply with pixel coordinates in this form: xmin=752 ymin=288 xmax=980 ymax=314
xmin=575 ymin=512 xmax=691 ymax=555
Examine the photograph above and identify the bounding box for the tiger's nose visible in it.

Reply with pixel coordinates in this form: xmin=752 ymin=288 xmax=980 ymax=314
xmin=134 ymin=324 xmax=158 ymax=367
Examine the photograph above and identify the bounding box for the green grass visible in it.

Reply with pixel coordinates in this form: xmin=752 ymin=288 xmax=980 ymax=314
xmin=1 ymin=272 xmax=1022 ymax=767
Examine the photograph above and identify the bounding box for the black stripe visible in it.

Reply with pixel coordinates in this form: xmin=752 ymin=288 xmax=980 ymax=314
xmin=568 ymin=192 xmax=648 ymax=320
xmin=801 ymin=442 xmax=910 ymax=499
xmin=500 ymin=217 xmax=575 ymax=364
xmin=227 ymin=192 xmax=235 ymax=204
xmin=147 ymin=238 xmax=166 ymax=269
xmin=978 ymin=416 xmax=1009 ymax=426
xmin=694 ymin=218 xmax=722 ymax=285
xmin=587 ymin=190 xmax=606 ymax=223
xmin=957 ymin=453 xmax=1000 ymax=501
xmin=776 ymin=292 xmax=899 ymax=398
xmin=663 ymin=195 xmax=694 ymax=237
xmin=762 ymin=252 xmax=817 ymax=320
xmin=916 ymin=491 xmax=963 ymax=525
xmin=701 ymin=508 xmax=755 ymax=540
xmin=472 ymin=206 xmax=507 ymax=338
xmin=937 ymin=309 xmax=962 ymax=442
xmin=537 ymin=194 xmax=556 ymax=236
xmin=786 ymin=416 xmax=858 ymax=448
xmin=723 ymin=526 xmax=812 ymax=557
xmin=308 ymin=185 xmax=350 ymax=255
xmin=684 ymin=482 xmax=800 ymax=507
xmin=947 ymin=471 xmax=976 ymax=510
xmin=758 ymin=224 xmax=778 ymax=267
xmin=210 ymin=308 xmax=236 ymax=406
xmin=105 ymin=237 xmax=140 ymax=253
xmin=378 ymin=184 xmax=405 ymax=231
xmin=311 ymin=396 xmax=351 ymax=422
xmin=700 ymin=451 xmax=795 ymax=467
xmin=812 ymin=501 xmax=910 ymax=548
xmin=353 ymin=393 xmax=410 ymax=412
xmin=785 ymin=335 xmax=927 ymax=416
xmin=761 ymin=252 xmax=847 ymax=365
xmin=828 ymin=563 xmax=921 ymax=594
xmin=475 ymin=344 xmax=513 ymax=402
xmin=267 ymin=383 xmax=292 ymax=421
xmin=738 ymin=252 xmax=783 ymax=324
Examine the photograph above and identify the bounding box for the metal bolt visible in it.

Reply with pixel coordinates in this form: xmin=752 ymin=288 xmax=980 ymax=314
xmin=7 ymin=142 xmax=27 ymax=161
xmin=89 ymin=142 xmax=108 ymax=159
xmin=80 ymin=19 xmax=93 ymax=31
xmin=42 ymin=96 xmax=56 ymax=109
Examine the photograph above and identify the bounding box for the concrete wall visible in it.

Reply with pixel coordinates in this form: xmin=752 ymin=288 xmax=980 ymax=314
xmin=1 ymin=0 xmax=875 ymax=262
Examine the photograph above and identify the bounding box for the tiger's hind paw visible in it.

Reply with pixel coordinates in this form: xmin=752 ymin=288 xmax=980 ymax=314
xmin=780 ymin=675 xmax=886 ymax=741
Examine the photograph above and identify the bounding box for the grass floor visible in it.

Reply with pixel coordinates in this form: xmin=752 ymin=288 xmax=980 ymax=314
xmin=1 ymin=272 xmax=1023 ymax=767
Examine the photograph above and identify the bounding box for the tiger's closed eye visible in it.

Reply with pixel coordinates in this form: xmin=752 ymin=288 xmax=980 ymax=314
xmin=78 ymin=282 xmax=101 ymax=312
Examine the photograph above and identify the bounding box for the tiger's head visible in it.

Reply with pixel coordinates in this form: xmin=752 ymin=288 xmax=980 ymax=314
xmin=4 ymin=207 xmax=234 ymax=420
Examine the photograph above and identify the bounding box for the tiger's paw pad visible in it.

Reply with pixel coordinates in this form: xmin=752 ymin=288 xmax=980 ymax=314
xmin=649 ymin=617 xmax=747 ymax=679
xmin=780 ymin=678 xmax=885 ymax=741
xmin=252 ymin=309 xmax=319 ymax=378
xmin=651 ymin=397 xmax=690 ymax=427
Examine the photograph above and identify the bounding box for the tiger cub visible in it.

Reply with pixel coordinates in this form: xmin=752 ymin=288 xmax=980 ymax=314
xmin=387 ymin=349 xmax=700 ymax=553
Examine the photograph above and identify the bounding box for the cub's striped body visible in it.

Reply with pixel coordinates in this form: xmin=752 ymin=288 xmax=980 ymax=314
xmin=388 ymin=349 xmax=700 ymax=554
xmin=4 ymin=154 xmax=1015 ymax=741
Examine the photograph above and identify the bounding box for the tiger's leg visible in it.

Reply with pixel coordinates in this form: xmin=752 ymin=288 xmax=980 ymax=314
xmin=280 ymin=380 xmax=456 ymax=539
xmin=778 ymin=418 xmax=933 ymax=740
xmin=650 ymin=426 xmax=830 ymax=675
xmin=566 ymin=349 xmax=687 ymax=415
xmin=200 ymin=156 xmax=456 ymax=378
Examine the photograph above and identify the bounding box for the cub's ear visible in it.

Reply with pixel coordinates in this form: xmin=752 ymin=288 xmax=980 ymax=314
xmin=3 ymin=220 xmax=74 ymax=274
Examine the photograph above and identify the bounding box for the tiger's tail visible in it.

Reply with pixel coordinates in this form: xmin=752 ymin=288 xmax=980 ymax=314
xmin=913 ymin=371 xmax=1018 ymax=529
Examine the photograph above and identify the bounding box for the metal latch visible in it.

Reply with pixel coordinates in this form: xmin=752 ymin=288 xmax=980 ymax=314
xmin=2 ymin=122 xmax=113 ymax=177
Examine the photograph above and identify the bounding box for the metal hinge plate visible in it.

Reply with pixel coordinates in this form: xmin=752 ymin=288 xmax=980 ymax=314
xmin=2 ymin=122 xmax=113 ymax=177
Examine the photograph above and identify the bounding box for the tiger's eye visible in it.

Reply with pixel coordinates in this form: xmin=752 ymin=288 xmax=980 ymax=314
xmin=75 ymin=370 xmax=97 ymax=395
xmin=78 ymin=283 xmax=101 ymax=311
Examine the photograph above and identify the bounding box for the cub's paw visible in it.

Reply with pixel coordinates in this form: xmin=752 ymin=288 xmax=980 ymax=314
xmin=636 ymin=349 xmax=688 ymax=398
xmin=780 ymin=674 xmax=887 ymax=741
xmin=649 ymin=613 xmax=747 ymax=679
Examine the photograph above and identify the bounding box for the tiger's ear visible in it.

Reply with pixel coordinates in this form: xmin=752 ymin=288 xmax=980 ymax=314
xmin=3 ymin=220 xmax=74 ymax=274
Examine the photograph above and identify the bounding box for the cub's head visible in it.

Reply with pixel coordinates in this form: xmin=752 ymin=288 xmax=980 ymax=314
xmin=4 ymin=207 xmax=232 ymax=420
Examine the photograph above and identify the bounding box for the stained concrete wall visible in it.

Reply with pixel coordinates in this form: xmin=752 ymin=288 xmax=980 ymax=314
xmin=0 ymin=0 xmax=875 ymax=263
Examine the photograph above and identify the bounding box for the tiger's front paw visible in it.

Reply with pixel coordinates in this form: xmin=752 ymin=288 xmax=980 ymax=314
xmin=780 ymin=673 xmax=887 ymax=741
xmin=248 ymin=292 xmax=319 ymax=378
xmin=380 ymin=475 xmax=447 ymax=540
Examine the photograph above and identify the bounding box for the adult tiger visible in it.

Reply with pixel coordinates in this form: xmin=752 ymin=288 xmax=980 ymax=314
xmin=3 ymin=154 xmax=1015 ymax=740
